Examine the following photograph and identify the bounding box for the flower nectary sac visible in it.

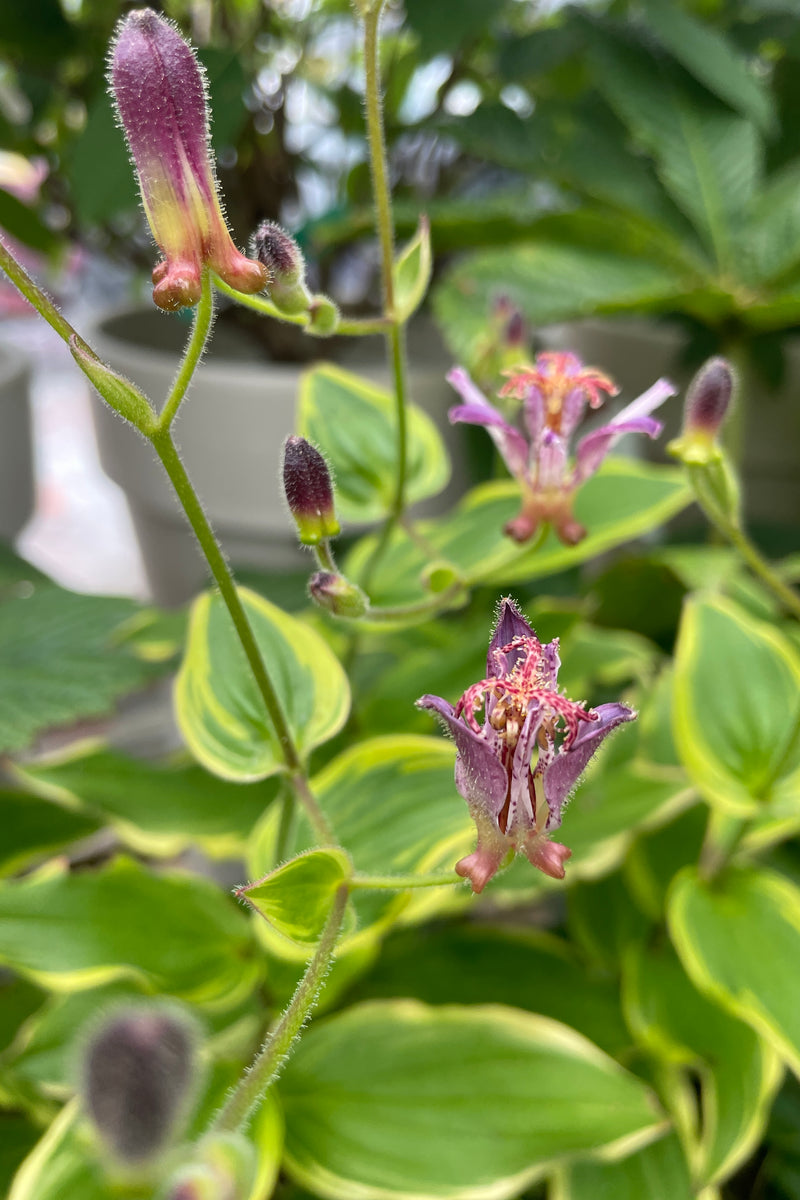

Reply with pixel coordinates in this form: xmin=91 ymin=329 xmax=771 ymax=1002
xmin=448 ymin=352 xmax=676 ymax=546
xmin=109 ymin=8 xmax=267 ymax=311
xmin=417 ymin=598 xmax=636 ymax=893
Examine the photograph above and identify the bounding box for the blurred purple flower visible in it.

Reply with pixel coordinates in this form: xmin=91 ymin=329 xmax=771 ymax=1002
xmin=448 ymin=351 xmax=675 ymax=546
xmin=109 ymin=8 xmax=267 ymax=311
xmin=417 ymin=598 xmax=636 ymax=893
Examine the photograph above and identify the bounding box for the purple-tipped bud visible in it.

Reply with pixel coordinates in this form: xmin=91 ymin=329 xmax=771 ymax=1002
xmin=109 ymin=9 xmax=267 ymax=311
xmin=282 ymin=435 xmax=340 ymax=545
xmin=79 ymin=1004 xmax=200 ymax=1165
xmin=252 ymin=220 xmax=310 ymax=315
xmin=309 ymin=571 xmax=369 ymax=619
xmin=669 ymin=357 xmax=734 ymax=465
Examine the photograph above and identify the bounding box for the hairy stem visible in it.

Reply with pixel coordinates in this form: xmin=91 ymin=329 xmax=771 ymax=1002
xmin=350 ymin=871 xmax=460 ymax=890
xmin=213 ymin=884 xmax=349 ymax=1131
xmin=158 ymin=270 xmax=215 ymax=430
xmin=212 ymin=276 xmax=389 ymax=336
xmin=0 ymin=238 xmax=77 ymax=345
xmin=724 ymin=523 xmax=800 ymax=623
xmin=151 ymin=430 xmax=334 ymax=843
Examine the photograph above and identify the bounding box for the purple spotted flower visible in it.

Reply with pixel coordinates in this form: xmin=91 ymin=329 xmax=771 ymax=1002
xmin=417 ymin=598 xmax=636 ymax=893
xmin=110 ymin=9 xmax=267 ymax=310
xmin=448 ymin=352 xmax=675 ymax=546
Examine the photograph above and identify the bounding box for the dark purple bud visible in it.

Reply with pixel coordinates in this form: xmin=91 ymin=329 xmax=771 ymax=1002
xmin=252 ymin=220 xmax=310 ymax=315
xmin=505 ymin=310 xmax=525 ymax=347
xmin=282 ymin=436 xmax=340 ymax=544
xmin=79 ymin=1004 xmax=200 ymax=1164
xmin=669 ymin=357 xmax=734 ymax=465
xmin=309 ymin=571 xmax=369 ymax=618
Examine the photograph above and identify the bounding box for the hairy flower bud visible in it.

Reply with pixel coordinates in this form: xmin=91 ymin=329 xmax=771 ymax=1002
xmin=109 ymin=9 xmax=267 ymax=311
xmin=164 ymin=1135 xmax=255 ymax=1200
xmin=309 ymin=571 xmax=369 ymax=618
xmin=79 ymin=1003 xmax=200 ymax=1165
xmin=252 ymin=220 xmax=310 ymax=315
xmin=669 ymin=357 xmax=734 ymax=465
xmin=308 ymin=294 xmax=340 ymax=336
xmin=282 ymin=435 xmax=340 ymax=544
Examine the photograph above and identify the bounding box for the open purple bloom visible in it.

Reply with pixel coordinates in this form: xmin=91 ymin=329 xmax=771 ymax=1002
xmin=417 ymin=598 xmax=636 ymax=893
xmin=448 ymin=351 xmax=675 ymax=546
xmin=110 ymin=9 xmax=267 ymax=310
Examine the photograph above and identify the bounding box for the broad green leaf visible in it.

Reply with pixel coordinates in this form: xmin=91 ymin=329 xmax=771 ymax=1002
xmin=669 ymin=866 xmax=800 ymax=1078
xmin=352 ymin=924 xmax=631 ymax=1059
xmin=297 ymin=364 xmax=450 ymax=524
xmin=175 ymin=587 xmax=350 ymax=782
xmin=740 ymin=159 xmax=800 ymax=285
xmin=18 ymin=744 xmax=278 ymax=857
xmin=434 ymin=243 xmax=690 ymax=365
xmin=0 ymin=857 xmax=258 ymax=1007
xmin=0 ymin=1115 xmax=39 ymax=1199
xmin=279 ymin=1001 xmax=664 ymax=1200
xmin=0 ymin=791 xmax=100 ymax=877
xmin=673 ymin=595 xmax=800 ymax=816
xmin=0 ymin=580 xmax=161 ymax=755
xmin=624 ymin=941 xmax=783 ymax=1186
xmin=552 ymin=1132 xmax=693 ymax=1200
xmin=567 ymin=872 xmax=651 ymax=972
xmin=403 ymin=0 xmax=495 ymax=54
xmin=346 ymin=460 xmax=692 ymax=608
xmin=393 ymin=215 xmax=432 ymax=323
xmin=249 ymin=737 xmax=472 ymax=957
xmin=241 ymin=848 xmax=352 ymax=948
xmin=625 ymin=803 xmax=708 ymax=920
xmin=640 ymin=0 xmax=774 ymax=132
xmin=586 ymin=24 xmax=761 ymax=266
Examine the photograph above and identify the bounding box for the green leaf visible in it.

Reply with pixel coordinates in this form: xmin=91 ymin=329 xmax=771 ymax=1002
xmin=0 ymin=580 xmax=161 ymax=755
xmin=567 ymin=872 xmax=652 ymax=972
xmin=586 ymin=23 xmax=761 ymax=265
xmin=0 ymin=791 xmax=100 ymax=877
xmin=552 ymin=1133 xmax=692 ymax=1200
xmin=0 ymin=1115 xmax=39 ymax=1199
xmin=639 ymin=0 xmax=775 ymax=132
xmin=0 ymin=191 xmax=59 ymax=256
xmin=17 ymin=744 xmax=278 ymax=857
xmin=248 ymin=737 xmax=472 ymax=957
xmin=434 ymin=243 xmax=690 ymax=365
xmin=403 ymin=0 xmax=496 ymax=54
xmin=740 ymin=159 xmax=800 ymax=285
xmin=297 ymin=364 xmax=450 ymax=524
xmin=393 ymin=215 xmax=432 ymax=323
xmin=7 ymin=1101 xmax=107 ymax=1200
xmin=625 ymin=803 xmax=708 ymax=920
xmin=175 ymin=587 xmax=350 ymax=782
xmin=353 ymin=924 xmax=632 ymax=1059
xmin=624 ymin=941 xmax=783 ymax=1186
xmin=278 ymin=1001 xmax=664 ymax=1200
xmin=346 ymin=460 xmax=692 ymax=609
xmin=673 ymin=595 xmax=800 ymax=817
xmin=0 ymin=857 xmax=258 ymax=1007
xmin=240 ymin=848 xmax=352 ymax=948
xmin=669 ymin=865 xmax=800 ymax=1079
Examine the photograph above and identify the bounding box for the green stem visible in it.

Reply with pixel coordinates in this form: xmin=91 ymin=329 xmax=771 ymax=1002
xmin=158 ymin=271 xmax=215 ymax=430
xmin=314 ymin=539 xmax=338 ymax=574
xmin=358 ymin=580 xmax=466 ymax=624
xmin=350 ymin=871 xmax=461 ymax=890
xmin=725 ymin=523 xmax=800 ymax=623
xmin=0 ymin=238 xmax=77 ymax=345
xmin=358 ymin=3 xmax=411 ymax=591
xmin=213 ymin=884 xmax=349 ymax=1131
xmin=151 ymin=429 xmax=334 ymax=844
xmin=212 ymin=276 xmax=389 ymax=336
xmin=700 ymin=812 xmax=748 ymax=881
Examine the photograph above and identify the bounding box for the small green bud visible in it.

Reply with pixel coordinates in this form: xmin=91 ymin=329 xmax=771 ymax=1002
xmin=668 ymin=356 xmax=734 ymax=466
xmin=307 ymin=294 xmax=340 ymax=336
xmin=70 ymin=334 xmax=156 ymax=432
xmin=163 ymin=1134 xmax=256 ymax=1200
xmin=419 ymin=561 xmax=461 ymax=594
xmin=282 ymin=435 xmax=340 ymax=545
xmin=252 ymin=220 xmax=311 ymax=315
xmin=309 ymin=571 xmax=369 ymax=618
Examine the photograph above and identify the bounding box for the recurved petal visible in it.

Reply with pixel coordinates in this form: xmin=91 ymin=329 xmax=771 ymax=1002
xmin=542 ymin=702 xmax=636 ymax=828
xmin=417 ymin=694 xmax=508 ymax=817
xmin=573 ymin=417 xmax=662 ymax=485
xmin=447 ymin=368 xmax=529 ymax=480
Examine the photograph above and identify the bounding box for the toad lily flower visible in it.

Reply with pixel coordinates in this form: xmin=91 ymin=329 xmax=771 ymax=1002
xmin=110 ymin=9 xmax=267 ymax=311
xmin=448 ymin=352 xmax=675 ymax=545
xmin=417 ymin=598 xmax=635 ymax=893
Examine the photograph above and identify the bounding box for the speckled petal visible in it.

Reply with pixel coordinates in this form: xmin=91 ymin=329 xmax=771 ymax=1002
xmin=543 ymin=702 xmax=636 ymax=829
xmin=486 ymin=597 xmax=537 ymax=676
xmin=416 ymin=694 xmax=508 ymax=817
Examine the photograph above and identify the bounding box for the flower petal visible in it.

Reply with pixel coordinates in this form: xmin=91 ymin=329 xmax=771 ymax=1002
xmin=542 ymin=702 xmax=637 ymax=829
xmin=416 ymin=694 xmax=508 ymax=817
xmin=572 ymin=378 xmax=675 ymax=483
xmin=447 ymin=368 xmax=529 ymax=480
xmin=487 ymin=597 xmax=536 ymax=675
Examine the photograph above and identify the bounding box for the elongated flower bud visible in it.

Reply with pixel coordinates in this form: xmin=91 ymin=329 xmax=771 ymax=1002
xmin=282 ymin=435 xmax=340 ymax=544
xmin=252 ymin=220 xmax=310 ymax=315
xmin=109 ymin=9 xmax=267 ymax=311
xmin=309 ymin=571 xmax=369 ymax=618
xmin=669 ymin=357 xmax=734 ymax=465
xmin=79 ymin=1004 xmax=200 ymax=1165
